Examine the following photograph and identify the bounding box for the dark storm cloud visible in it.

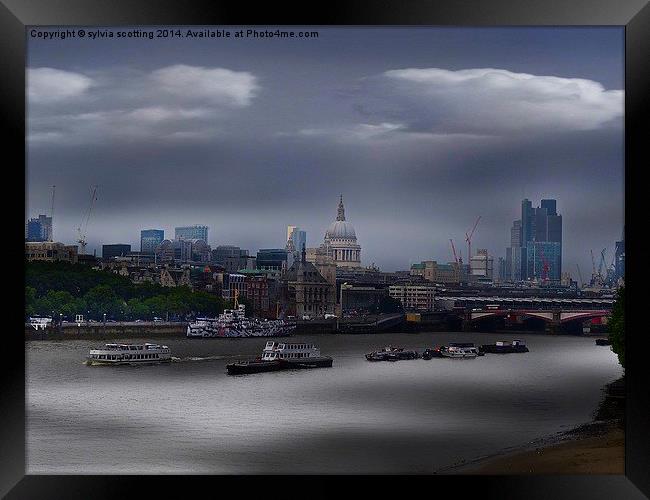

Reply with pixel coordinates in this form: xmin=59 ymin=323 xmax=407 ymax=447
xmin=26 ymin=27 xmax=624 ymax=275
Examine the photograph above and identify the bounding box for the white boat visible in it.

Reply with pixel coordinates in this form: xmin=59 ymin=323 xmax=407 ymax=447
xmin=227 ymin=341 xmax=333 ymax=374
xmin=28 ymin=316 xmax=52 ymax=330
xmin=440 ymin=343 xmax=479 ymax=358
xmin=187 ymin=304 xmax=295 ymax=338
xmin=86 ymin=342 xmax=171 ymax=365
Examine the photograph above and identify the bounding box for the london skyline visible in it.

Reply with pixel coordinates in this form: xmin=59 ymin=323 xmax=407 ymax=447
xmin=26 ymin=27 xmax=624 ymax=273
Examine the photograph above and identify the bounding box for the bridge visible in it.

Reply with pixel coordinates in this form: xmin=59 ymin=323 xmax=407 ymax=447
xmin=435 ymin=295 xmax=614 ymax=310
xmin=464 ymin=308 xmax=610 ymax=333
xmin=468 ymin=309 xmax=610 ymax=324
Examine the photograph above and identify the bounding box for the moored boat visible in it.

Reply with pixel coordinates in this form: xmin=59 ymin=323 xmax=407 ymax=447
xmin=365 ymin=346 xmax=420 ymax=361
xmin=187 ymin=303 xmax=296 ymax=338
xmin=421 ymin=347 xmax=444 ymax=359
xmin=227 ymin=341 xmax=333 ymax=375
xmin=479 ymin=339 xmax=529 ymax=354
xmin=440 ymin=343 xmax=479 ymax=358
xmin=86 ymin=342 xmax=171 ymax=365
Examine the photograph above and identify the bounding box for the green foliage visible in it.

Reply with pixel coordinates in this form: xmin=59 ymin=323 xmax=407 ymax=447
xmin=608 ymin=286 xmax=625 ymax=369
xmin=25 ymin=261 xmax=227 ymax=321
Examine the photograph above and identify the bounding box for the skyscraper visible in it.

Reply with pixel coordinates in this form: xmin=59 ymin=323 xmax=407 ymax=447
xmin=286 ymin=227 xmax=306 ymax=254
xmin=519 ymin=198 xmax=562 ymax=281
xmin=25 ymin=214 xmax=53 ymax=242
xmin=140 ymin=229 xmax=164 ymax=254
xmin=175 ymin=225 xmax=208 ymax=242
xmin=614 ymin=238 xmax=625 ymax=283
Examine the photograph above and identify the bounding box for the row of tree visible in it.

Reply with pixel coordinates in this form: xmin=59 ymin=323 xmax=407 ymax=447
xmin=25 ymin=261 xmax=229 ymax=321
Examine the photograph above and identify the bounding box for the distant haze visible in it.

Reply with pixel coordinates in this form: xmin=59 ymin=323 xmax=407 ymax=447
xmin=26 ymin=27 xmax=624 ymax=274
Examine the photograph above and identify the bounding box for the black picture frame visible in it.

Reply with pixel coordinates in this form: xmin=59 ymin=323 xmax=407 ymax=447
xmin=4 ymin=1 xmax=649 ymax=498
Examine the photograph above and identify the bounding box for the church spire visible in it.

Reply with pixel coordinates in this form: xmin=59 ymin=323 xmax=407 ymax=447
xmin=337 ymin=194 xmax=345 ymax=221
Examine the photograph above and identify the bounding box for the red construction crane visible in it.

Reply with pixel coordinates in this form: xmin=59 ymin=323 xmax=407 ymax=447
xmin=465 ymin=216 xmax=481 ymax=261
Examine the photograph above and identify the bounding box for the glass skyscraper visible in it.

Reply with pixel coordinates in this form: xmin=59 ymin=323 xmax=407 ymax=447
xmin=140 ymin=229 xmax=165 ymax=254
xmin=175 ymin=225 xmax=208 ymax=242
xmin=505 ymin=199 xmax=562 ymax=281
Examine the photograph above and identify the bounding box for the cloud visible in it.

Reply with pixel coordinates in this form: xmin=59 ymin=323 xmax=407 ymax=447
xmin=28 ymin=67 xmax=94 ymax=103
xmin=295 ymin=122 xmax=406 ymax=141
xmin=150 ymin=65 xmax=258 ymax=106
xmin=359 ymin=67 xmax=623 ymax=136
xmin=27 ymin=65 xmax=259 ymax=145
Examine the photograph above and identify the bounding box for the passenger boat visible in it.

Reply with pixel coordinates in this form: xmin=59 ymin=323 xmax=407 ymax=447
xmin=440 ymin=343 xmax=479 ymax=358
xmin=365 ymin=346 xmax=420 ymax=361
xmin=226 ymin=341 xmax=333 ymax=375
xmin=187 ymin=303 xmax=295 ymax=338
xmin=86 ymin=343 xmax=171 ymax=365
xmin=479 ymin=339 xmax=529 ymax=354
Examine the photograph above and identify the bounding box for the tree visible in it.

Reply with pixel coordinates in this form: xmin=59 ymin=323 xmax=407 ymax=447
xmin=83 ymin=285 xmax=124 ymax=320
xmin=608 ymin=285 xmax=625 ymax=369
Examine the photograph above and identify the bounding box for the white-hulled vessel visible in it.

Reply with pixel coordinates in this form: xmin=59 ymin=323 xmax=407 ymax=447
xmin=226 ymin=341 xmax=333 ymax=374
xmin=86 ymin=342 xmax=171 ymax=365
xmin=440 ymin=343 xmax=479 ymax=358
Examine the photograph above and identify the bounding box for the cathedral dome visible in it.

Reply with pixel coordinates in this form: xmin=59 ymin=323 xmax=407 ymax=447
xmin=325 ymin=220 xmax=356 ymax=240
xmin=322 ymin=195 xmax=362 ymax=269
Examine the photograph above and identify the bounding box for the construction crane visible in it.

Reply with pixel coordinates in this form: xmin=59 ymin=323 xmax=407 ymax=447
xmin=465 ymin=216 xmax=481 ymax=262
xmin=49 ymin=185 xmax=55 ymax=241
xmin=576 ymin=264 xmax=584 ymax=288
xmin=77 ymin=185 xmax=98 ymax=255
xmin=449 ymin=239 xmax=460 ymax=282
xmin=590 ymin=250 xmax=598 ymax=286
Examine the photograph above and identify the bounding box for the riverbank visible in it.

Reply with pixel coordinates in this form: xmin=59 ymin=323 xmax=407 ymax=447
xmin=442 ymin=377 xmax=625 ymax=474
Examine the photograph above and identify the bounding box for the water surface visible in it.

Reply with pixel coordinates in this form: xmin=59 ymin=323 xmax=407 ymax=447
xmin=26 ymin=332 xmax=622 ymax=473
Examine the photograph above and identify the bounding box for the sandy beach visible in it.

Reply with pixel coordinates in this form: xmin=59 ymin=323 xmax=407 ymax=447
xmin=465 ymin=424 xmax=624 ymax=474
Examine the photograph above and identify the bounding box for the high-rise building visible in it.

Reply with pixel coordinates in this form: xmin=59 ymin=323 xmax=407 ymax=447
xmin=25 ymin=214 xmax=53 ymax=242
xmin=615 ymin=238 xmax=625 ymax=283
xmin=140 ymin=229 xmax=164 ymax=254
xmin=175 ymin=225 xmax=208 ymax=242
xmin=504 ymin=199 xmax=562 ymax=282
xmin=286 ymin=226 xmax=306 ymax=257
xmin=102 ymin=244 xmax=132 ymax=260
xmin=257 ymin=248 xmax=288 ymax=270
xmin=470 ymin=249 xmax=494 ymax=280
xmin=518 ymin=198 xmax=562 ymax=281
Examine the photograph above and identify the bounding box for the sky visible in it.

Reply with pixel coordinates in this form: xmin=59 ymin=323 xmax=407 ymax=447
xmin=26 ymin=27 xmax=624 ymax=275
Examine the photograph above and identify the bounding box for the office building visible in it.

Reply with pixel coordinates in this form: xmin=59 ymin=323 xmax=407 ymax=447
xmin=614 ymin=238 xmax=625 ymax=283
xmin=507 ymin=199 xmax=562 ymax=281
xmin=175 ymin=225 xmax=208 ymax=242
xmin=256 ymin=248 xmax=288 ymax=271
xmin=389 ymin=284 xmax=437 ymax=311
xmin=26 ymin=242 xmax=78 ymax=263
xmin=102 ymin=244 xmax=132 ymax=260
xmin=25 ymin=214 xmax=53 ymax=242
xmin=140 ymin=229 xmax=164 ymax=254
xmin=470 ymin=249 xmax=494 ymax=280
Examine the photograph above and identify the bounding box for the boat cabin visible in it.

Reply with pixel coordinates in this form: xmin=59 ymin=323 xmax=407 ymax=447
xmin=262 ymin=341 xmax=320 ymax=360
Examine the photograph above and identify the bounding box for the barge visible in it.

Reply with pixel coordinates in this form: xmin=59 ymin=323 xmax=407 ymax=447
xmin=227 ymin=341 xmax=333 ymax=375
xmin=479 ymin=339 xmax=529 ymax=354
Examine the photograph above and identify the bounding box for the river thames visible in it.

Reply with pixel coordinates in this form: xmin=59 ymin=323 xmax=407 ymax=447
xmin=26 ymin=331 xmax=622 ymax=474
